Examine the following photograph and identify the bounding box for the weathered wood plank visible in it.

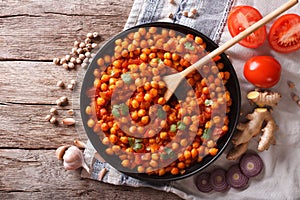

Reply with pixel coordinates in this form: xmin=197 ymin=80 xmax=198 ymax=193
xmin=0 ymin=103 xmax=80 ymax=148
xmin=0 ymin=0 xmax=134 ymax=60
xmin=0 ymin=61 xmax=78 ymax=104
xmin=0 ymin=149 xmax=181 ymax=200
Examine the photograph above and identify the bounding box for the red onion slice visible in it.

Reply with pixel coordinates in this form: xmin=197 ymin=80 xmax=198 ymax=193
xmin=240 ymin=152 xmax=263 ymax=177
xmin=209 ymin=168 xmax=230 ymax=192
xmin=226 ymin=164 xmax=249 ymax=189
xmin=195 ymin=172 xmax=213 ymax=193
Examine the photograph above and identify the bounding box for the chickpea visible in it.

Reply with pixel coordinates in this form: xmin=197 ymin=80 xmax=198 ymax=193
xmin=109 ymin=134 xmax=118 ymax=144
xmin=189 ymin=124 xmax=198 ymax=132
xmin=85 ymin=106 xmax=92 ymax=115
xmin=191 ymin=148 xmax=198 ymax=159
xmin=195 ymin=36 xmax=203 ymax=44
xmin=207 ymin=140 xmax=215 ymax=148
xmin=152 ymin=68 xmax=159 ymax=76
xmin=120 ymin=136 xmax=128 ymax=144
xmin=137 ymin=165 xmax=145 ymax=173
xmin=112 ymin=145 xmax=121 ymax=153
xmin=158 ymin=81 xmax=166 ymax=89
xmin=104 ymin=55 xmax=111 ymax=63
xmin=149 ymin=27 xmax=157 ymax=34
xmin=184 ymin=150 xmax=191 ymax=159
xmin=202 ymin=87 xmax=209 ymax=95
xmin=177 ymin=162 xmax=185 ymax=169
xmin=209 ymin=148 xmax=218 ymax=156
xmin=105 ymin=148 xmax=114 ymax=155
xmin=87 ymin=119 xmax=95 ymax=128
xmin=102 ymin=137 xmax=110 ymax=145
xmin=157 ymin=97 xmax=166 ymax=105
xmin=101 ymin=74 xmax=110 ymax=82
xmin=144 ymin=93 xmax=152 ymax=102
xmin=171 ymin=167 xmax=179 ymax=175
xmin=141 ymin=116 xmax=150 ymax=125
xmin=97 ymin=58 xmax=105 ymax=66
xmin=158 ymin=168 xmax=166 ymax=176
xmin=180 ymin=138 xmax=188 ymax=147
xmin=131 ymin=99 xmax=139 ymax=109
xmin=150 ymin=160 xmax=158 ymax=168
xmin=99 ymin=122 xmax=109 ymax=131
xmin=222 ymin=125 xmax=229 ymax=132
xmin=159 ymin=132 xmax=168 ymax=140
xmin=140 ymin=52 xmax=148 ymax=62
xmin=131 ymin=111 xmax=139 ymax=121
xmin=121 ymin=159 xmax=130 ymax=168
xmin=129 ymin=126 xmax=137 ymax=134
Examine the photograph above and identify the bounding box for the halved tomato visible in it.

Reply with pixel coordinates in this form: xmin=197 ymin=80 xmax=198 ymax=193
xmin=228 ymin=6 xmax=267 ymax=48
xmin=268 ymin=14 xmax=300 ymax=53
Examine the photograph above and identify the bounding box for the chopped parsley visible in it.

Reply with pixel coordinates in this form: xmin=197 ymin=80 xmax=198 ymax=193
xmin=121 ymin=73 xmax=132 ymax=84
xmin=158 ymin=107 xmax=166 ymax=119
xmin=177 ymin=121 xmax=186 ymax=130
xmin=184 ymin=42 xmax=195 ymax=51
xmin=128 ymin=137 xmax=143 ymax=151
xmin=202 ymin=128 xmax=212 ymax=140
xmin=112 ymin=103 xmax=129 ymax=117
xmin=204 ymin=99 xmax=213 ymax=106
xmin=161 ymin=147 xmax=176 ymax=160
xmin=170 ymin=124 xmax=177 ymax=132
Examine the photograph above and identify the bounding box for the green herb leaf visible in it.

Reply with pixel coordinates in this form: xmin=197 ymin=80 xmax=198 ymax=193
xmin=110 ymin=70 xmax=115 ymax=76
xmin=133 ymin=143 xmax=143 ymax=151
xmin=205 ymin=99 xmax=213 ymax=106
xmin=170 ymin=124 xmax=177 ymax=132
xmin=128 ymin=137 xmax=135 ymax=147
xmin=157 ymin=58 xmax=164 ymax=64
xmin=164 ymin=147 xmax=173 ymax=155
xmin=135 ymin=139 xmax=143 ymax=143
xmin=177 ymin=121 xmax=186 ymax=130
xmin=119 ymin=103 xmax=129 ymax=115
xmin=202 ymin=128 xmax=212 ymax=140
xmin=112 ymin=107 xmax=120 ymax=118
xmin=161 ymin=148 xmax=176 ymax=160
xmin=158 ymin=108 xmax=166 ymax=119
xmin=184 ymin=42 xmax=195 ymax=51
xmin=121 ymin=73 xmax=133 ymax=84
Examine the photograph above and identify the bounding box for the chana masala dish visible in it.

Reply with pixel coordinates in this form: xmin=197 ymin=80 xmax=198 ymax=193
xmin=83 ymin=25 xmax=234 ymax=177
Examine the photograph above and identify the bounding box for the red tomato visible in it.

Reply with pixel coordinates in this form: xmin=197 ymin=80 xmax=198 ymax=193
xmin=268 ymin=14 xmax=300 ymax=53
xmin=243 ymin=56 xmax=281 ymax=88
xmin=228 ymin=6 xmax=267 ymax=48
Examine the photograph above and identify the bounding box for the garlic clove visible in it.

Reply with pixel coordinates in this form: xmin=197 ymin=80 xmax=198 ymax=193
xmin=55 ymin=145 xmax=70 ymax=160
xmin=62 ymin=146 xmax=90 ymax=173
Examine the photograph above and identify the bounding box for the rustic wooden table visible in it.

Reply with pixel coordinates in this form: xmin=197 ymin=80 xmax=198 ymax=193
xmin=0 ymin=1 xmax=181 ymax=199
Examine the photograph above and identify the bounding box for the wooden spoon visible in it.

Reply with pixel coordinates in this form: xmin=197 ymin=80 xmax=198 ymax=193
xmin=163 ymin=0 xmax=298 ymax=101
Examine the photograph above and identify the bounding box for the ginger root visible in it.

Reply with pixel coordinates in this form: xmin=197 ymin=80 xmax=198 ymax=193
xmin=247 ymin=90 xmax=281 ymax=108
xmin=227 ymin=107 xmax=278 ymax=160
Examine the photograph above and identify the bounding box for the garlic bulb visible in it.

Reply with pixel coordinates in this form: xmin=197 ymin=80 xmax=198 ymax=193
xmin=62 ymin=145 xmax=90 ymax=173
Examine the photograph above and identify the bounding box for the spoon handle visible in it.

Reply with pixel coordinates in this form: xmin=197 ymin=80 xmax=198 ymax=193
xmin=180 ymin=0 xmax=298 ymax=77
